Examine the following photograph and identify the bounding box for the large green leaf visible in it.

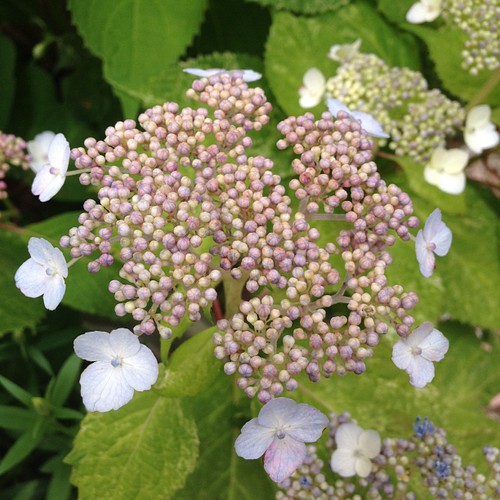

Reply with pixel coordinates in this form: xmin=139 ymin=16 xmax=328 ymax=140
xmin=438 ymin=186 xmax=500 ymax=330
xmin=27 ymin=213 xmax=122 ymax=319
xmin=176 ymin=376 xmax=276 ymax=499
xmin=265 ymin=1 xmax=420 ymax=116
xmin=0 ymin=230 xmax=46 ymax=334
xmin=68 ymin=0 xmax=208 ymax=109
xmin=66 ymin=392 xmax=199 ymax=500
xmin=247 ymin=0 xmax=350 ymax=15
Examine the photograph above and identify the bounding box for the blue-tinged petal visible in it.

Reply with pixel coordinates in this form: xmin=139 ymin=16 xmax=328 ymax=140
xmin=235 ymin=418 xmax=275 ymax=459
xmin=121 ymin=345 xmax=158 ymax=391
xmin=264 ymin=435 xmax=306 ymax=483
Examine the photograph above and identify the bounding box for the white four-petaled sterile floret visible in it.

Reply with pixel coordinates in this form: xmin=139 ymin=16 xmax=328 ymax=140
xmin=27 ymin=131 xmax=56 ymax=173
xmin=234 ymin=397 xmax=328 ymax=483
xmin=299 ymin=68 xmax=326 ymax=108
xmin=74 ymin=328 xmax=159 ymax=413
xmin=31 ymin=133 xmax=70 ymax=202
xmin=328 ymin=39 xmax=362 ymax=63
xmin=392 ymin=322 xmax=449 ymax=388
xmin=330 ymin=423 xmax=381 ymax=478
xmin=183 ymin=68 xmax=262 ymax=82
xmin=15 ymin=237 xmax=68 ymax=310
xmin=406 ymin=0 xmax=442 ymax=23
xmin=464 ymin=105 xmax=500 ymax=155
xmin=327 ymin=98 xmax=390 ymax=138
xmin=415 ymin=208 xmax=452 ymax=278
xmin=423 ymin=147 xmax=469 ymax=195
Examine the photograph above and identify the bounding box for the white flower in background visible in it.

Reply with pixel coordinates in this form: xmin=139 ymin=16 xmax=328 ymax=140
xmin=464 ymin=105 xmax=500 ymax=155
xmin=423 ymin=147 xmax=469 ymax=195
xmin=234 ymin=397 xmax=328 ymax=483
xmin=183 ymin=68 xmax=262 ymax=82
xmin=392 ymin=322 xmax=449 ymax=388
xmin=27 ymin=131 xmax=55 ymax=173
xmin=328 ymin=39 xmax=362 ymax=62
xmin=330 ymin=423 xmax=381 ymax=478
xmin=406 ymin=0 xmax=442 ymax=23
xmin=327 ymin=98 xmax=390 ymax=138
xmin=15 ymin=237 xmax=68 ymax=310
xmin=74 ymin=328 xmax=159 ymax=412
xmin=299 ymin=68 xmax=326 ymax=108
xmin=415 ymin=208 xmax=452 ymax=278
xmin=31 ymin=133 xmax=70 ymax=202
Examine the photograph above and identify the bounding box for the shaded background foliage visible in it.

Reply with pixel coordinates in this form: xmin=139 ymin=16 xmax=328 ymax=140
xmin=0 ymin=0 xmax=498 ymax=498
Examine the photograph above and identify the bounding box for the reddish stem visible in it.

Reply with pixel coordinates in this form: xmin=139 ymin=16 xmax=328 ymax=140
xmin=212 ymin=297 xmax=224 ymax=322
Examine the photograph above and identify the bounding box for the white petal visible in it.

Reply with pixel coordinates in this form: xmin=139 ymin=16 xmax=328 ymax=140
xmin=406 ymin=1 xmax=441 ymax=23
xmin=437 ymin=171 xmax=467 ymax=195
xmin=439 ymin=149 xmax=469 ymax=174
xmin=15 ymin=259 xmax=49 ymax=298
xmin=431 ymin=226 xmax=452 ymax=257
xmin=392 ymin=340 xmax=413 ymax=371
xmin=335 ymin=423 xmax=362 ymax=449
xmin=407 ymin=322 xmax=435 ymax=346
xmin=74 ymin=331 xmax=115 ymax=362
xmin=235 ymin=418 xmax=275 ymax=459
xmin=424 ymin=164 xmax=441 ymax=188
xmin=121 ymin=345 xmax=159 ymax=391
xmin=109 ymin=328 xmax=142 ymax=358
xmin=303 ymin=68 xmax=325 ymax=95
xmin=465 ymin=126 xmax=500 ymax=154
xmin=258 ymin=397 xmax=297 ymax=428
xmin=466 ymin=105 xmax=492 ymax=130
xmin=286 ymin=402 xmax=329 ymax=442
xmin=415 ymin=230 xmax=435 ymax=278
xmin=28 ymin=237 xmax=56 ymax=264
xmin=264 ymin=436 xmax=306 ymax=483
xmin=47 ymin=133 xmax=70 ymax=175
xmin=408 ymin=357 xmax=435 ymax=388
xmin=183 ymin=68 xmax=223 ymax=78
xmin=79 ymin=362 xmax=134 ymax=412
xmin=359 ymin=430 xmax=381 ymax=459
xmin=327 ymin=98 xmax=350 ymax=117
xmin=354 ymin=456 xmax=373 ymax=477
xmin=239 ymin=70 xmax=262 ymax=82
xmin=351 ymin=111 xmax=390 ymax=138
xmin=28 ymin=131 xmax=55 ymax=173
xmin=423 ymin=209 xmax=452 ymax=255
xmin=42 ymin=274 xmax=66 ymax=310
xmin=328 ymin=39 xmax=361 ymax=62
xmin=422 ymin=208 xmax=443 ymax=242
xmin=299 ymin=90 xmax=321 ymax=109
xmin=31 ymin=166 xmax=65 ymax=202
xmin=330 ymin=449 xmax=356 ymax=477
xmin=419 ymin=328 xmax=449 ymax=362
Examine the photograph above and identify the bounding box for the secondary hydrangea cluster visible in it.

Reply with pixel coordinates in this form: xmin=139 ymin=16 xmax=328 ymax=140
xmin=0 ymin=131 xmax=30 ymax=199
xmin=407 ymin=1 xmax=499 ymax=75
xmin=323 ymin=51 xmax=465 ymax=163
xmin=276 ymin=412 xmax=500 ymax=499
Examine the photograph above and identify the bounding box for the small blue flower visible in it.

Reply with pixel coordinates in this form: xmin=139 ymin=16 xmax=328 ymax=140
xmin=413 ymin=416 xmax=435 ymax=437
xmin=434 ymin=459 xmax=451 ymax=479
xmin=300 ymin=476 xmax=312 ymax=487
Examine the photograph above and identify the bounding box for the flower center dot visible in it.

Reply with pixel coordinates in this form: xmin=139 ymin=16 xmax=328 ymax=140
xmin=111 ymin=357 xmax=122 ymax=368
xmin=276 ymin=429 xmax=286 ymax=439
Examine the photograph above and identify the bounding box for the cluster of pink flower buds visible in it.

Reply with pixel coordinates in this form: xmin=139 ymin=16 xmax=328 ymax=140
xmin=61 ymin=71 xmax=420 ymax=401
xmin=0 ymin=131 xmax=30 ymax=199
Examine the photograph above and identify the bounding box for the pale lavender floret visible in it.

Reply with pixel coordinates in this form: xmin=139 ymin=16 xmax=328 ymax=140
xmin=74 ymin=328 xmax=158 ymax=412
xmin=415 ymin=208 xmax=452 ymax=278
xmin=392 ymin=322 xmax=449 ymax=388
xmin=234 ymin=397 xmax=328 ymax=483
xmin=15 ymin=237 xmax=68 ymax=310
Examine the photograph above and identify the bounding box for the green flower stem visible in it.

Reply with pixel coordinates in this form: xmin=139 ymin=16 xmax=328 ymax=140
xmin=160 ymin=337 xmax=174 ymax=365
xmin=465 ymin=67 xmax=500 ymax=112
xmin=222 ymin=269 xmax=249 ymax=319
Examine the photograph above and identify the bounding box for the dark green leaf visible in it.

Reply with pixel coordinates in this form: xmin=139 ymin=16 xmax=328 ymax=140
xmin=0 ymin=428 xmax=43 ymax=475
xmin=0 ymin=405 xmax=37 ymax=431
xmin=0 ymin=374 xmax=33 ymax=407
xmin=49 ymin=354 xmax=81 ymax=407
xmin=247 ymin=0 xmax=350 ymax=15
xmin=0 ymin=33 xmax=16 ymax=129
